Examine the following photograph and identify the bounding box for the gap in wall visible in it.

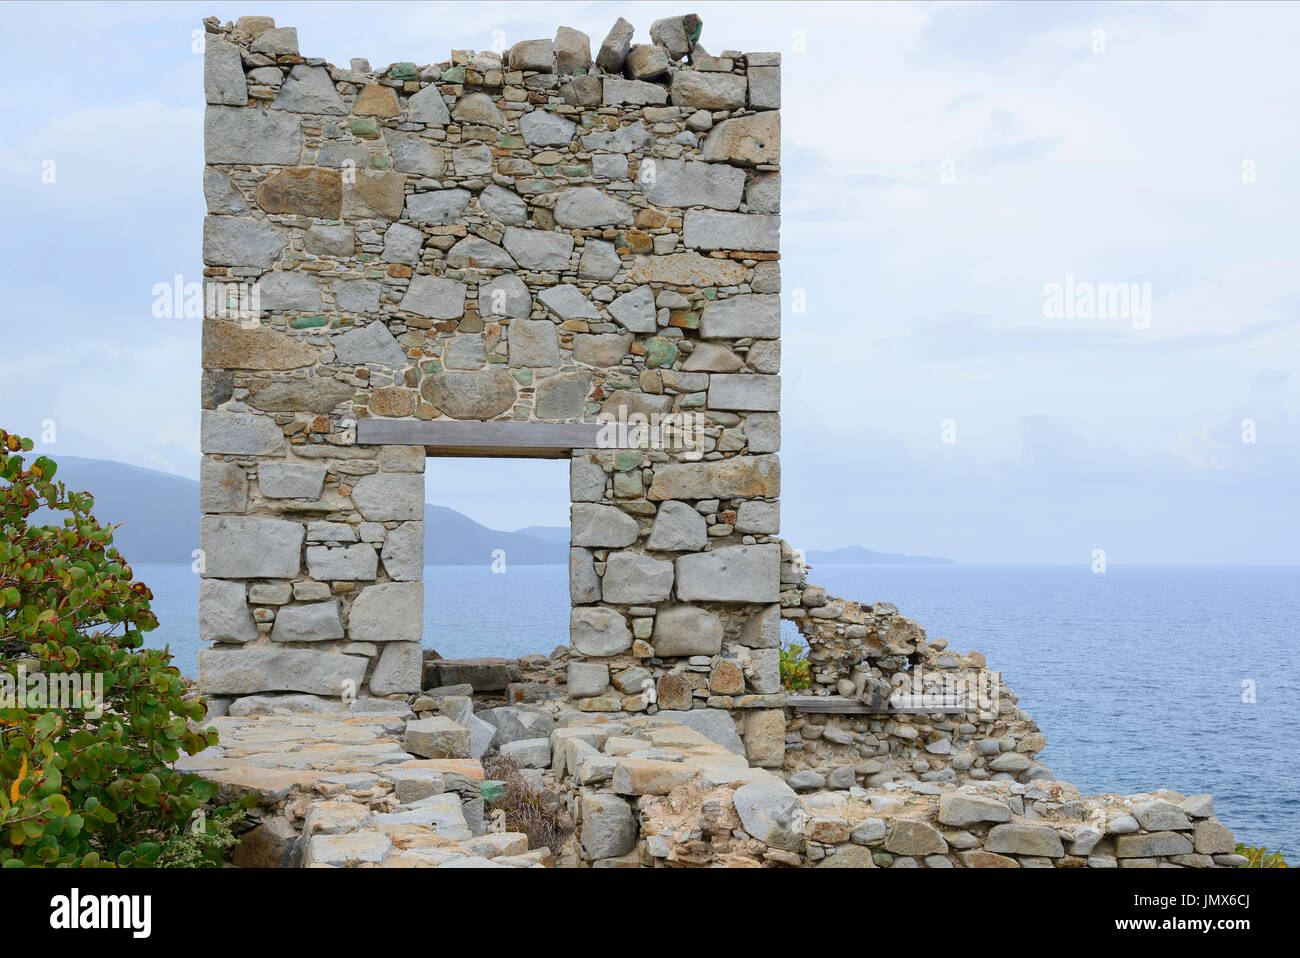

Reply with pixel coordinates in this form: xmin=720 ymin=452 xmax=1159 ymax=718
xmin=422 ymin=457 xmax=570 ymax=661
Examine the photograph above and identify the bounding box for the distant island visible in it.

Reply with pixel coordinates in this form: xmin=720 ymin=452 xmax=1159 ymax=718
xmin=41 ymin=457 xmax=952 ymax=568
xmin=805 ymin=545 xmax=954 ymax=565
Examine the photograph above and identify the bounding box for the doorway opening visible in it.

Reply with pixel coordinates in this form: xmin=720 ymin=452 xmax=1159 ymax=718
xmin=421 ymin=456 xmax=570 ymax=663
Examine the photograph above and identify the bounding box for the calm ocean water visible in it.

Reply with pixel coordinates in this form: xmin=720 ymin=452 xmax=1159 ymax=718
xmin=139 ymin=562 xmax=1299 ymax=853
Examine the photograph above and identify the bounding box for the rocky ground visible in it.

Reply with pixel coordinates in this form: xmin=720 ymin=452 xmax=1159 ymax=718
xmin=180 ymin=658 xmax=1244 ymax=868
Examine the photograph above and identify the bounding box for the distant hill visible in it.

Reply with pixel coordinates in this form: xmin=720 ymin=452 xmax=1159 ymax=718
xmin=32 ymin=456 xmax=566 ymax=566
xmin=805 ymin=545 xmax=954 ymax=565
xmin=513 ymin=525 xmax=570 ymax=545
xmin=425 ymin=506 xmax=565 ymax=565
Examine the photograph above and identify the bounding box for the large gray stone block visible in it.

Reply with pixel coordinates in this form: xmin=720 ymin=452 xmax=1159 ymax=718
xmin=271 ymin=64 xmax=347 ymax=114
xmin=202 ymin=215 xmax=288 ymax=269
xmin=270 ymin=600 xmax=345 ymax=642
xmin=405 ymin=189 xmax=471 ymax=226
xmin=570 ymin=503 xmax=638 ymax=548
xmin=370 ymin=641 xmax=423 ymax=695
xmin=200 ymin=515 xmax=304 ymax=579
xmin=567 ymin=662 xmax=609 ymax=698
xmin=699 ymin=294 xmax=781 ymax=339
xmin=606 ymin=285 xmax=656 ymax=333
xmin=332 ymin=321 xmax=408 ymax=368
xmin=399 ymin=274 xmax=468 ymax=320
xmin=349 ymin=581 xmax=423 ymax=643
xmin=198 ymin=579 xmax=258 ymax=644
xmin=259 ymin=462 xmax=327 ymax=499
xmin=305 ymin=543 xmax=378 ymax=580
xmin=351 ymin=474 xmax=425 ymax=520
xmin=670 ymin=70 xmax=747 ymax=110
xmin=380 ymin=522 xmax=424 ymax=581
xmin=600 ymin=552 xmax=674 ymax=604
xmin=502 ymin=227 xmax=574 ymax=269
xmin=685 ymin=211 xmax=779 ymax=252
xmin=520 ymin=109 xmax=576 ymax=147
xmin=733 ymin=778 xmax=803 ymax=852
xmin=204 ymin=106 xmax=302 ymax=165
xmin=652 ymin=605 xmax=724 ymax=657
xmin=478 ymin=185 xmax=527 ymax=226
xmin=581 ymin=792 xmax=636 ymax=859
xmin=200 ymin=459 xmax=248 ymax=513
xmin=508 ymin=319 xmax=561 ymax=367
xmin=708 ymin=374 xmax=781 ymax=411
xmin=199 ymin=648 xmax=367 ymax=696
xmin=554 ymin=187 xmax=633 ymax=228
xmin=406 ymin=84 xmax=451 ymax=124
xmin=675 ymin=544 xmax=781 ymax=603
xmin=570 ymin=548 xmax=601 ymax=603
xmin=570 ymin=607 xmax=632 ymax=657
xmin=204 ymin=38 xmax=246 ymax=106
xmin=645 ymin=500 xmax=707 ymax=551
xmin=641 ymin=158 xmax=744 ymax=210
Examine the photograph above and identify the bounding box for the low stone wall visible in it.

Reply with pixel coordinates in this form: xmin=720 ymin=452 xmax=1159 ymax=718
xmin=779 ymin=576 xmax=1048 ymax=789
xmin=559 ymin=716 xmax=1244 ymax=868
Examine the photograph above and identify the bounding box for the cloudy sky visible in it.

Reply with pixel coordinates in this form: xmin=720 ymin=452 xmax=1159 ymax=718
xmin=1 ymin=1 xmax=1296 ymax=563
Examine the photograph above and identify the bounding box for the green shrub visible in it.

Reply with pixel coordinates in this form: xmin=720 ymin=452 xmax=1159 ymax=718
xmin=0 ymin=429 xmax=226 ymax=867
xmin=1235 ymin=843 xmax=1288 ymax=868
xmin=779 ymin=642 xmax=811 ymax=691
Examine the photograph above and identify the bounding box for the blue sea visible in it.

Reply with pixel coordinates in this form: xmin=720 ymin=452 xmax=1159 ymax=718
xmin=138 ymin=562 xmax=1299 ymax=854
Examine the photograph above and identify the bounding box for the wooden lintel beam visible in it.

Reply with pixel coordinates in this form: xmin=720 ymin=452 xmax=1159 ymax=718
xmin=355 ymin=420 xmax=622 ymax=456
xmin=785 ymin=694 xmax=969 ymax=715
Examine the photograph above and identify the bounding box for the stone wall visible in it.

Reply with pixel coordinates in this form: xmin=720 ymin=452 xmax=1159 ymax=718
xmin=776 ymin=571 xmax=1049 ymax=791
xmin=198 ymin=12 xmax=785 ymax=734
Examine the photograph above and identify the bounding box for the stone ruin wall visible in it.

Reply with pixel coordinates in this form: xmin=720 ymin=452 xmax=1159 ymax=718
xmin=193 ymin=13 xmax=1245 ymax=870
xmin=198 ymin=13 xmax=788 ymax=754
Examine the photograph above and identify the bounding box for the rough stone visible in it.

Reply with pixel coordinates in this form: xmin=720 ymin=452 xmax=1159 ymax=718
xmin=349 ymin=582 xmax=423 ymax=644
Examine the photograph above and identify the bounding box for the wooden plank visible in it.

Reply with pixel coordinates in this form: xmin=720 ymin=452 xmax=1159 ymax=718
xmin=785 ymin=694 xmax=968 ymax=715
xmin=356 ymin=419 xmax=624 ymax=456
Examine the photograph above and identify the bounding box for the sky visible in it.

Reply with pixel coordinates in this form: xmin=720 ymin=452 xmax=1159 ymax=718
xmin=1 ymin=0 xmax=1297 ymax=564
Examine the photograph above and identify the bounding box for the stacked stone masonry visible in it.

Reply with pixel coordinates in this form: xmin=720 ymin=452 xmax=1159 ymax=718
xmin=199 ymin=13 xmax=785 ymax=741
xmin=196 ymin=18 xmax=1242 ymax=865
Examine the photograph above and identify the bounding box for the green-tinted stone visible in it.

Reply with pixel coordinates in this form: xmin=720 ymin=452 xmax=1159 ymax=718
xmin=333 ymin=70 xmax=368 ymax=85
xmin=701 ymin=287 xmax=717 ymax=300
xmin=517 ymin=178 xmax=559 ymax=195
xmin=487 ymin=353 xmax=507 ymax=363
xmin=581 ymin=113 xmax=598 ymax=128
xmin=512 ymin=370 xmax=533 ymax=385
xmin=442 ymin=66 xmax=466 ymax=83
xmin=562 ymin=165 xmax=591 ymax=178
xmin=584 ymin=400 xmax=602 ymax=414
xmin=420 ymin=360 xmax=443 ymax=373
xmin=388 ymin=62 xmax=417 ymax=81
xmin=684 ymin=14 xmax=703 ymax=42
xmin=498 ymin=134 xmax=525 ymax=149
xmin=290 ymin=315 xmax=328 ymax=329
xmin=614 ymin=451 xmax=644 ymax=471
xmin=680 ymin=391 xmax=707 ymax=407
xmin=349 ymin=117 xmax=380 ymax=138
xmin=331 ymin=317 xmax=355 ymax=329
xmin=668 ymin=310 xmax=699 ymax=329
xmin=481 ymin=780 xmax=507 ymax=804
xmin=612 ymin=471 xmax=641 ymax=498
xmin=644 ymin=337 xmax=678 ymax=369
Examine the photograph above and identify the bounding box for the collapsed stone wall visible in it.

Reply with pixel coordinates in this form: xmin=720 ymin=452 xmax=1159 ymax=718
xmin=777 ymin=570 xmax=1049 ymax=791
xmin=197 ymin=13 xmax=786 ymax=736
